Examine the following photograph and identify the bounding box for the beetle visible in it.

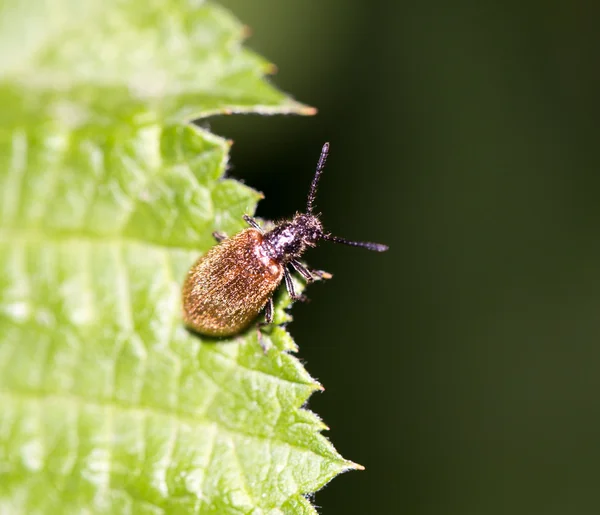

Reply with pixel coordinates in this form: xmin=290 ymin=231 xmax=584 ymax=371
xmin=182 ymin=142 xmax=388 ymax=342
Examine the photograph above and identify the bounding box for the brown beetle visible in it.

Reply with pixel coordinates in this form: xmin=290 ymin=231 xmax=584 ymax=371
xmin=182 ymin=143 xmax=388 ymax=340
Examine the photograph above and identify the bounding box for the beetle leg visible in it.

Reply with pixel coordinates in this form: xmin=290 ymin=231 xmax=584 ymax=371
xmin=290 ymin=259 xmax=332 ymax=281
xmin=264 ymin=296 xmax=274 ymax=324
xmin=212 ymin=231 xmax=227 ymax=242
xmin=284 ymin=268 xmax=308 ymax=302
xmin=243 ymin=214 xmax=263 ymax=233
xmin=290 ymin=259 xmax=314 ymax=282
xmin=312 ymin=269 xmax=333 ymax=280
xmin=255 ymin=297 xmax=274 ymax=354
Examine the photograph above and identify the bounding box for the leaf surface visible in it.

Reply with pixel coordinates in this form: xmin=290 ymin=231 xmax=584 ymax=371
xmin=0 ymin=1 xmax=354 ymax=513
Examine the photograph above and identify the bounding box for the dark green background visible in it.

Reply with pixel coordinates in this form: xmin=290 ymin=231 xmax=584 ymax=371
xmin=214 ymin=1 xmax=600 ymax=514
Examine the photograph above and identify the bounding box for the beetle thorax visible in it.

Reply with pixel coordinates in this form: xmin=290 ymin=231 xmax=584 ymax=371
xmin=262 ymin=213 xmax=323 ymax=264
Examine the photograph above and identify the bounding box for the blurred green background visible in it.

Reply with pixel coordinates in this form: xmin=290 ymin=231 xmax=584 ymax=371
xmin=213 ymin=1 xmax=600 ymax=514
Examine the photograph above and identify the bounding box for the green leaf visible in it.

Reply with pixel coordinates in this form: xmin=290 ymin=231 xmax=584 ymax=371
xmin=0 ymin=0 xmax=314 ymax=125
xmin=0 ymin=1 xmax=356 ymax=514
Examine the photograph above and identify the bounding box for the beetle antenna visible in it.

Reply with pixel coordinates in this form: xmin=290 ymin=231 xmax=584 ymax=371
xmin=323 ymin=234 xmax=389 ymax=252
xmin=306 ymin=142 xmax=330 ymax=214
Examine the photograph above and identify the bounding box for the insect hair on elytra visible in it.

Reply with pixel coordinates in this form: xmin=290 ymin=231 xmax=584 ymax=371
xmin=182 ymin=142 xmax=388 ymax=349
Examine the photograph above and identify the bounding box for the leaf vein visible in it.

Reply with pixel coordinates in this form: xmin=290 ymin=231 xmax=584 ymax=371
xmin=0 ymin=389 xmax=335 ymax=462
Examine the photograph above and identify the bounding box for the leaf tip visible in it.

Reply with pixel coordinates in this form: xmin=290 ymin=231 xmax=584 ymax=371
xmin=299 ymin=104 xmax=318 ymax=115
xmin=241 ymin=24 xmax=253 ymax=39
xmin=265 ymin=62 xmax=279 ymax=75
